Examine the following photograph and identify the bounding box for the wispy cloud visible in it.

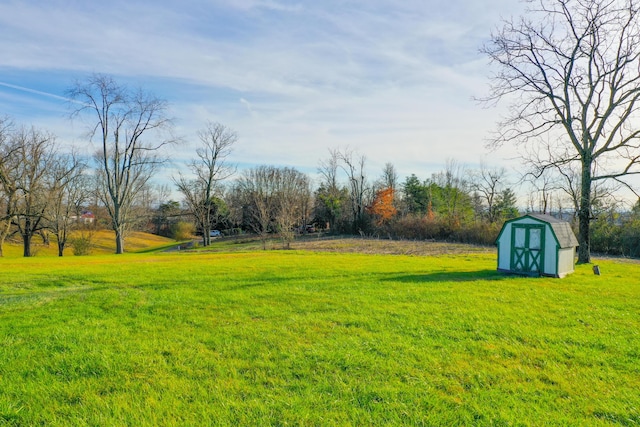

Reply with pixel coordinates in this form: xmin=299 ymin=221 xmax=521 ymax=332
xmin=0 ymin=0 xmax=523 ymax=179
xmin=0 ymin=81 xmax=73 ymax=103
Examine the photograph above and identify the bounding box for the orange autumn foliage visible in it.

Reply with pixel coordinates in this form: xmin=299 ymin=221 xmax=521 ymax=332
xmin=367 ymin=187 xmax=397 ymax=225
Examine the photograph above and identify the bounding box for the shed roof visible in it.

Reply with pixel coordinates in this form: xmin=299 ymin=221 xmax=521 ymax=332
xmin=524 ymin=213 xmax=579 ymax=249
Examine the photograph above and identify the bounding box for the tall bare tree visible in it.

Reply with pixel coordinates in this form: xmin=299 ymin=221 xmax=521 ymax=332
xmin=336 ymin=148 xmax=369 ymax=234
xmin=68 ymin=74 xmax=173 ymax=254
xmin=174 ymin=122 xmax=237 ymax=246
xmin=483 ymin=0 xmax=640 ymax=263
xmin=0 ymin=117 xmax=18 ymax=257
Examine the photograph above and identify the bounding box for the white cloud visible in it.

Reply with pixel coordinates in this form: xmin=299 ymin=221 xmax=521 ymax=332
xmin=0 ymin=0 xmax=524 ymax=183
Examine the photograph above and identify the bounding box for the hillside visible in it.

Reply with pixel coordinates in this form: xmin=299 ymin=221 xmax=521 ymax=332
xmin=0 ymin=230 xmax=175 ymax=258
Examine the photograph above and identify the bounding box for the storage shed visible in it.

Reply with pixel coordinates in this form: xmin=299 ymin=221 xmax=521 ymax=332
xmin=496 ymin=213 xmax=579 ymax=278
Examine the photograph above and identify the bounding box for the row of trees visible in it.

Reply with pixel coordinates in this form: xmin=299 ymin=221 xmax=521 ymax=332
xmin=1 ymin=94 xmax=637 ymax=258
xmin=0 ymin=120 xmax=86 ymax=256
xmin=1 ymin=106 xmax=638 ymax=257
xmin=53 ymin=74 xmax=523 ymax=254
xmin=166 ymin=149 xmax=640 ymax=255
xmin=163 ymin=151 xmax=522 ymax=248
xmin=591 ymin=201 xmax=640 ymax=257
xmin=0 ymin=74 xmax=175 ymax=257
xmin=0 ymin=74 xmax=525 ymax=259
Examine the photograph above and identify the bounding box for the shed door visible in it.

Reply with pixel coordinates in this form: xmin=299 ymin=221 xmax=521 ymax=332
xmin=511 ymin=224 xmax=545 ymax=274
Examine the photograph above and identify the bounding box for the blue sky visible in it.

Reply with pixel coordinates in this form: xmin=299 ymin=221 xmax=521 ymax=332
xmin=0 ymin=0 xmax=524 ymax=185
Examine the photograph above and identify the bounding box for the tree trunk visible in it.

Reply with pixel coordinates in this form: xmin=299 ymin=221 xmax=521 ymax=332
xmin=577 ymin=159 xmax=592 ymax=264
xmin=203 ymin=201 xmax=212 ymax=247
xmin=57 ymin=230 xmax=66 ymax=257
xmin=21 ymin=216 xmax=32 ymax=257
xmin=23 ymin=233 xmax=32 ymax=257
xmin=115 ymin=229 xmax=125 ymax=254
xmin=0 ymin=223 xmax=9 ymax=257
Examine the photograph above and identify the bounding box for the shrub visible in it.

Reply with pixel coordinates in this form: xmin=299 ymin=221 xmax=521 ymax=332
xmin=71 ymin=232 xmax=93 ymax=256
xmin=387 ymin=214 xmax=501 ymax=246
xmin=389 ymin=214 xmax=442 ymax=240
xmin=453 ymin=221 xmax=501 ymax=245
xmin=591 ymin=217 xmax=623 ymax=256
xmin=172 ymin=221 xmax=195 ymax=241
xmin=619 ymin=219 xmax=640 ymax=257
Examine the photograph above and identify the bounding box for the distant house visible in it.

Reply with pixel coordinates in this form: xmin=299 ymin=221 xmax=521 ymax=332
xmin=80 ymin=211 xmax=95 ymax=224
xmin=496 ymin=213 xmax=579 ymax=278
xmin=71 ymin=210 xmax=95 ymax=224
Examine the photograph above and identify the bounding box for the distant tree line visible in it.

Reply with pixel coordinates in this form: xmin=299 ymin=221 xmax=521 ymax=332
xmin=157 ymin=149 xmax=523 ymax=247
xmin=2 ymin=71 xmax=640 ymax=258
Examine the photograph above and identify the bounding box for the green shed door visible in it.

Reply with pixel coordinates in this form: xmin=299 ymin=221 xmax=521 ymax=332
xmin=511 ymin=224 xmax=545 ymax=274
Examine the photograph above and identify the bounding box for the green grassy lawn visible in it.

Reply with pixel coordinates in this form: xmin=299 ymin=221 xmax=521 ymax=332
xmin=0 ymin=249 xmax=639 ymax=426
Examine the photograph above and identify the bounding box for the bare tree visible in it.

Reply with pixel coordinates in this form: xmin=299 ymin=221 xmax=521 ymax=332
xmin=47 ymin=154 xmax=88 ymax=256
xmin=174 ymin=177 xmax=207 ymax=239
xmin=235 ymin=166 xmax=278 ymax=249
xmin=380 ymin=162 xmax=399 ymax=191
xmin=318 ymin=151 xmax=340 ymax=192
xmin=468 ymin=164 xmax=508 ymax=223
xmin=0 ymin=117 xmax=18 ymax=257
xmin=273 ymin=167 xmax=310 ymax=248
xmin=550 ymin=161 xmax=622 ymax=220
xmin=336 ymin=148 xmax=369 ymax=234
xmin=68 ymin=74 xmax=173 ymax=254
xmin=482 ymin=0 xmax=640 ymax=263
xmin=524 ymin=172 xmax=559 ymax=215
xmin=174 ymin=122 xmax=236 ymax=246
xmin=316 ymin=150 xmax=347 ymax=231
xmin=9 ymin=127 xmax=69 ymax=257
xmin=233 ymin=165 xmax=310 ymax=249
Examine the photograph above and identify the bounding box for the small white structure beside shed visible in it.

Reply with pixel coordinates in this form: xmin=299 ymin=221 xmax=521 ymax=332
xmin=496 ymin=213 xmax=579 ymax=278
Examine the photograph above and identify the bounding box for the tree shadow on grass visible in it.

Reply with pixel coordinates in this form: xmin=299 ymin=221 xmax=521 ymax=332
xmin=386 ymin=269 xmax=515 ymax=283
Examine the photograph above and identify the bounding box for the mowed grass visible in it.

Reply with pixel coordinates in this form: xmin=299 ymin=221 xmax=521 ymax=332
xmin=0 ymin=249 xmax=639 ymax=426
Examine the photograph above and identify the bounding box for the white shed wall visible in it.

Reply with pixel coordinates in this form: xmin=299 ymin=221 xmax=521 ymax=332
xmin=497 ymin=223 xmax=512 ymax=270
xmin=542 ymin=226 xmax=557 ymax=276
xmin=557 ymin=247 xmax=576 ymax=278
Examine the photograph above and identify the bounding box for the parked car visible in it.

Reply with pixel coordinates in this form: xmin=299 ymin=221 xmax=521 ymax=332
xmin=209 ymin=230 xmax=221 ymax=238
xmin=297 ymin=225 xmax=316 ymax=234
